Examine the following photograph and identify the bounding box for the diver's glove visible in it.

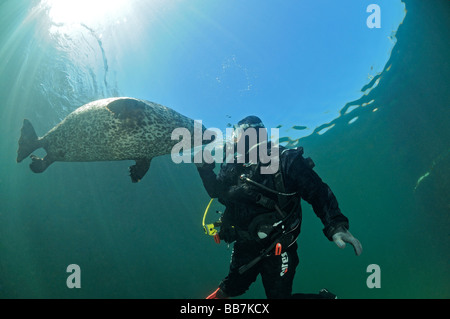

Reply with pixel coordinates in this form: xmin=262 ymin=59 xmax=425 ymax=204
xmin=332 ymin=227 xmax=362 ymax=256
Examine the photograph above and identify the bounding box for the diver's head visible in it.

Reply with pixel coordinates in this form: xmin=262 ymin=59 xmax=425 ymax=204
xmin=237 ymin=115 xmax=265 ymax=128
xmin=231 ymin=115 xmax=269 ymax=165
xmin=232 ymin=116 xmax=265 ymax=143
xmin=229 ymin=115 xmax=279 ymax=174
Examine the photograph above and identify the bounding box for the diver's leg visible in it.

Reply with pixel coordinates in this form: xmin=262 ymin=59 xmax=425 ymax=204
xmin=261 ymin=243 xmax=299 ymax=299
xmin=207 ymin=244 xmax=259 ymax=298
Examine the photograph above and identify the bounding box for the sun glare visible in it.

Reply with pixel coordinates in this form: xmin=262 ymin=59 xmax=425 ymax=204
xmin=43 ymin=0 xmax=130 ymax=26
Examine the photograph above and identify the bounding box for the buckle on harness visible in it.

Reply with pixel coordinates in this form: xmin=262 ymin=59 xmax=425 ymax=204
xmin=275 ymin=243 xmax=282 ymax=256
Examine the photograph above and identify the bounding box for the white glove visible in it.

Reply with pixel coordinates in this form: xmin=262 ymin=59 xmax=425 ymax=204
xmin=332 ymin=229 xmax=362 ymax=256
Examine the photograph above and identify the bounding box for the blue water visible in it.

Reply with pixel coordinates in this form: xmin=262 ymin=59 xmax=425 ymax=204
xmin=0 ymin=0 xmax=448 ymax=298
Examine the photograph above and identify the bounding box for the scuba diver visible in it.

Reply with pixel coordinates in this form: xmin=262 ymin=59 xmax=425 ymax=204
xmin=196 ymin=115 xmax=362 ymax=299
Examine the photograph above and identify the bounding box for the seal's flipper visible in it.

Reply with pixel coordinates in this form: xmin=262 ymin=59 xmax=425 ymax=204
xmin=29 ymin=155 xmax=54 ymax=173
xmin=129 ymin=159 xmax=151 ymax=183
xmin=17 ymin=119 xmax=42 ymax=163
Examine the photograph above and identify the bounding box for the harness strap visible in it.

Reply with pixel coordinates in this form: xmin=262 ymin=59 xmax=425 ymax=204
xmin=274 ymin=170 xmax=287 ymax=208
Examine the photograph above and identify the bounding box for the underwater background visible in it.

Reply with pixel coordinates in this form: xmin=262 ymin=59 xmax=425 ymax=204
xmin=0 ymin=0 xmax=448 ymax=299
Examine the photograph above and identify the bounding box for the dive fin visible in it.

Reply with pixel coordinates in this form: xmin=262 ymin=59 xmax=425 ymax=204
xmin=129 ymin=159 xmax=151 ymax=183
xmin=17 ymin=119 xmax=41 ymax=163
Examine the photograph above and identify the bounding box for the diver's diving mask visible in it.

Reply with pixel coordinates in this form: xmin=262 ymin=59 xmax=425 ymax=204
xmin=232 ymin=122 xmax=265 ymax=142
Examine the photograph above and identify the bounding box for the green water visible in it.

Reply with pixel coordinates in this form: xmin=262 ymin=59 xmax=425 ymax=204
xmin=0 ymin=0 xmax=449 ymax=299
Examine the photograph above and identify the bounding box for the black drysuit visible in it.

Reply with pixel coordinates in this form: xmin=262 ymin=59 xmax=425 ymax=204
xmin=197 ymin=146 xmax=349 ymax=298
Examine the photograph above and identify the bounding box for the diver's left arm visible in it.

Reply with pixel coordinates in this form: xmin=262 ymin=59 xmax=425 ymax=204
xmin=286 ymin=156 xmax=362 ymax=256
xmin=196 ymin=162 xmax=228 ymax=199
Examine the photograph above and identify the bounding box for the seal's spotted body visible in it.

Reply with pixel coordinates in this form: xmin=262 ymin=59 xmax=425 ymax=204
xmin=17 ymin=97 xmax=202 ymax=182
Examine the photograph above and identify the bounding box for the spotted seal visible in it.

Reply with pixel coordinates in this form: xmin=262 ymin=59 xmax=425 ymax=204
xmin=17 ymin=97 xmax=205 ymax=182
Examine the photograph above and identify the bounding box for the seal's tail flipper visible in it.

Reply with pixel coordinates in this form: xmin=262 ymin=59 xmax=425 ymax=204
xmin=29 ymin=155 xmax=54 ymax=173
xmin=129 ymin=159 xmax=151 ymax=183
xmin=17 ymin=119 xmax=41 ymax=163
